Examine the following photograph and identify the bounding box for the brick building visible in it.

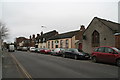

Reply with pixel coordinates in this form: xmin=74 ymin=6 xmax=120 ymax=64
xmin=37 ymin=30 xmax=58 ymax=48
xmin=83 ymin=17 xmax=120 ymax=54
xmin=47 ymin=26 xmax=85 ymax=50
xmin=15 ymin=37 xmax=27 ymax=47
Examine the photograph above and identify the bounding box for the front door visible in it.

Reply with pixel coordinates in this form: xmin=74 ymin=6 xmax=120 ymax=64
xmin=79 ymin=43 xmax=82 ymax=50
xmin=56 ymin=45 xmax=58 ymax=48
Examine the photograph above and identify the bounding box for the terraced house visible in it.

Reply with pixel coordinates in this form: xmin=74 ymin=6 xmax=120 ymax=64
xmin=37 ymin=30 xmax=58 ymax=48
xmin=47 ymin=26 xmax=85 ymax=50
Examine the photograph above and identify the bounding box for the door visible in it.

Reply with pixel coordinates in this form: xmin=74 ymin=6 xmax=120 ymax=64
xmin=79 ymin=43 xmax=82 ymax=50
xmin=96 ymin=47 xmax=105 ymax=61
xmin=102 ymin=47 xmax=116 ymax=63
xmin=65 ymin=49 xmax=73 ymax=58
xmin=56 ymin=45 xmax=58 ymax=48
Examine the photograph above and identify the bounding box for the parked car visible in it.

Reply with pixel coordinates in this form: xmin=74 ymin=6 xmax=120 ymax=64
xmin=51 ymin=48 xmax=65 ymax=56
xmin=62 ymin=48 xmax=90 ymax=60
xmin=40 ymin=48 xmax=51 ymax=54
xmin=22 ymin=47 xmax=28 ymax=51
xmin=35 ymin=48 xmax=43 ymax=53
xmin=91 ymin=46 xmax=120 ymax=67
xmin=29 ymin=47 xmax=36 ymax=52
xmin=17 ymin=46 xmax=22 ymax=51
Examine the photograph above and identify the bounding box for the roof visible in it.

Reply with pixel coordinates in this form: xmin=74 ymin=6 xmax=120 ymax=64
xmin=96 ymin=17 xmax=120 ymax=33
xmin=84 ymin=17 xmax=120 ymax=34
xmin=49 ymin=30 xmax=80 ymax=40
xmin=39 ymin=30 xmax=58 ymax=42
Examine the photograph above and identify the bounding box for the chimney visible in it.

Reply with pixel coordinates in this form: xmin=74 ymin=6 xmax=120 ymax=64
xmin=41 ymin=31 xmax=43 ymax=35
xmin=30 ymin=35 xmax=31 ymax=39
xmin=37 ymin=34 xmax=40 ymax=38
xmin=80 ymin=25 xmax=85 ymax=32
xmin=32 ymin=34 xmax=35 ymax=39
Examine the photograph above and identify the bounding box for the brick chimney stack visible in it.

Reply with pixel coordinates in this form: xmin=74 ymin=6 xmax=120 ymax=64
xmin=80 ymin=25 xmax=85 ymax=32
xmin=37 ymin=34 xmax=40 ymax=38
xmin=32 ymin=34 xmax=35 ymax=39
xmin=29 ymin=35 xmax=31 ymax=39
xmin=41 ymin=31 xmax=43 ymax=35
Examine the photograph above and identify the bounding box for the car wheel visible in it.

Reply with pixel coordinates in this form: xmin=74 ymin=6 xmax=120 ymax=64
xmin=63 ymin=54 xmax=66 ymax=58
xmin=116 ymin=59 xmax=120 ymax=67
xmin=92 ymin=56 xmax=97 ymax=63
xmin=74 ymin=55 xmax=78 ymax=60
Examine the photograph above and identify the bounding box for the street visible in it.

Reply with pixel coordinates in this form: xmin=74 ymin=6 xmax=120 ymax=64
xmin=2 ymin=51 xmax=119 ymax=79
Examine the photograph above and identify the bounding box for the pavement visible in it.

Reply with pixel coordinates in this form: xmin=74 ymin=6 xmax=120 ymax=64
xmin=0 ymin=50 xmax=2 ymax=80
xmin=2 ymin=51 xmax=24 ymax=78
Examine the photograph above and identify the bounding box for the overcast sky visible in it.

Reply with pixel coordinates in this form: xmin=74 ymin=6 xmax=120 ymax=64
xmin=0 ymin=0 xmax=119 ymax=43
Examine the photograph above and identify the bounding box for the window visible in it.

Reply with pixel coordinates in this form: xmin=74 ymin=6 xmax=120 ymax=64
xmin=66 ymin=39 xmax=69 ymax=48
xmin=60 ymin=40 xmax=63 ymax=48
xmin=52 ymin=41 xmax=54 ymax=48
xmin=105 ymin=48 xmax=114 ymax=53
xmin=48 ymin=41 xmax=50 ymax=49
xmin=43 ymin=38 xmax=45 ymax=42
xmin=92 ymin=30 xmax=100 ymax=47
xmin=94 ymin=48 xmax=99 ymax=52
xmin=55 ymin=40 xmax=59 ymax=43
xmin=39 ymin=39 xmax=41 ymax=42
xmin=98 ymin=47 xmax=105 ymax=52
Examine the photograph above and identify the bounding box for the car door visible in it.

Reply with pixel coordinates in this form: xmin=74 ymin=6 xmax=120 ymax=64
xmin=96 ymin=47 xmax=105 ymax=61
xmin=103 ymin=47 xmax=116 ymax=63
xmin=69 ymin=49 xmax=76 ymax=58
xmin=65 ymin=49 xmax=71 ymax=57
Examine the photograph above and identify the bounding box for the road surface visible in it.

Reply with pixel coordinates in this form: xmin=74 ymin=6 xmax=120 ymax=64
xmin=2 ymin=51 xmax=119 ymax=79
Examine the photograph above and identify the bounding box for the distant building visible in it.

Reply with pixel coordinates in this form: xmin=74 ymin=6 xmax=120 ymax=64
xmin=15 ymin=37 xmax=27 ymax=47
xmin=47 ymin=26 xmax=85 ymax=50
xmin=29 ymin=34 xmax=36 ymax=47
xmin=83 ymin=17 xmax=120 ymax=54
xmin=37 ymin=30 xmax=58 ymax=48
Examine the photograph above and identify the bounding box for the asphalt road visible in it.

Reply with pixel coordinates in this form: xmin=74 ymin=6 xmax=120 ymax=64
xmin=2 ymin=51 xmax=119 ymax=78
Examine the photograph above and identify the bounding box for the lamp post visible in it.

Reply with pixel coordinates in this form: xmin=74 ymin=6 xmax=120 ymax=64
xmin=0 ymin=23 xmax=2 ymax=51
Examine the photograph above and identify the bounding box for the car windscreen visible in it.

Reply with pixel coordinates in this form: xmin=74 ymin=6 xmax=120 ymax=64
xmin=54 ymin=48 xmax=60 ymax=52
xmin=73 ymin=49 xmax=79 ymax=52
xmin=112 ymin=47 xmax=120 ymax=53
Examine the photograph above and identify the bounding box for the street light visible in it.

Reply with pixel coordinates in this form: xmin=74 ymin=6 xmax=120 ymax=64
xmin=41 ymin=25 xmax=46 ymax=32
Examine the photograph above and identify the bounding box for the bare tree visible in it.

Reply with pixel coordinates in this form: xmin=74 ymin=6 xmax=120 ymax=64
xmin=0 ymin=22 xmax=9 ymax=50
xmin=0 ymin=22 xmax=8 ymax=40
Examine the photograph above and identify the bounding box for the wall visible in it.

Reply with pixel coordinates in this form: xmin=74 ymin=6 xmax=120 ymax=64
xmin=83 ymin=18 xmax=115 ymax=54
xmin=38 ymin=43 xmax=46 ymax=48
xmin=47 ymin=38 xmax=72 ymax=50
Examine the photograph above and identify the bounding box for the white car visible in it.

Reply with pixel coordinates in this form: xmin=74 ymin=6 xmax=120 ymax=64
xmin=29 ymin=47 xmax=36 ymax=52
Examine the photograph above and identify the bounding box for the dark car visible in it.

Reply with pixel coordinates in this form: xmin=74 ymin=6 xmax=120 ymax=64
xmin=51 ymin=48 xmax=65 ymax=56
xmin=40 ymin=48 xmax=51 ymax=54
xmin=35 ymin=48 xmax=43 ymax=53
xmin=62 ymin=48 xmax=90 ymax=60
xmin=91 ymin=46 xmax=120 ymax=67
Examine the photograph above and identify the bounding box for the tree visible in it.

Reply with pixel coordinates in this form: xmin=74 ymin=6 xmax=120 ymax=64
xmin=0 ymin=22 xmax=8 ymax=39
xmin=0 ymin=22 xmax=9 ymax=50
